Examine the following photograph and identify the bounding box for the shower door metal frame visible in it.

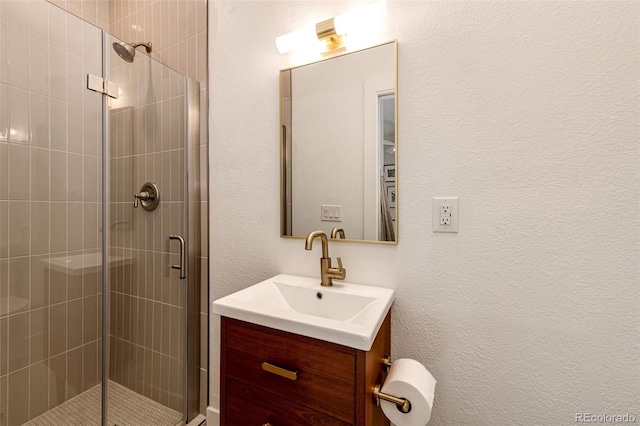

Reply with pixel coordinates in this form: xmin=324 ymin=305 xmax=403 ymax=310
xmin=100 ymin=30 xmax=110 ymax=426
xmin=183 ymin=77 xmax=202 ymax=424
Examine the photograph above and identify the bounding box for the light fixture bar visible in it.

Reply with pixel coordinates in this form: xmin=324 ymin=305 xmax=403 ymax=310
xmin=275 ymin=0 xmax=387 ymax=54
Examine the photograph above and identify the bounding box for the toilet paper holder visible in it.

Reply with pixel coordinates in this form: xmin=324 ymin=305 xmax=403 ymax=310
xmin=373 ymin=358 xmax=412 ymax=414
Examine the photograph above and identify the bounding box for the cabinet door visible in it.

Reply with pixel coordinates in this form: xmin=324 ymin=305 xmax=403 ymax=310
xmin=225 ymin=379 xmax=352 ymax=426
xmin=223 ymin=318 xmax=356 ymax=424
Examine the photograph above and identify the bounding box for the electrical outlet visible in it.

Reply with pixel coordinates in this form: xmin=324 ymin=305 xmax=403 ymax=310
xmin=433 ymin=197 xmax=459 ymax=233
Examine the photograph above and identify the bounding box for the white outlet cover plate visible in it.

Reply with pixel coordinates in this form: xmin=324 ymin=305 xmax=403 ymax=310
xmin=433 ymin=197 xmax=459 ymax=233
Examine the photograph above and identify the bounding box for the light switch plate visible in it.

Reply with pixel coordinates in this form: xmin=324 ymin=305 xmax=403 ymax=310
xmin=321 ymin=204 xmax=342 ymax=222
xmin=433 ymin=197 xmax=459 ymax=233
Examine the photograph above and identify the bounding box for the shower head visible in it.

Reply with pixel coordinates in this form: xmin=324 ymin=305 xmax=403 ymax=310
xmin=112 ymin=41 xmax=153 ymax=63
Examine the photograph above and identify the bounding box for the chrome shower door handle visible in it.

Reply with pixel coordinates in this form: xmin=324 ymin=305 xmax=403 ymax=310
xmin=169 ymin=235 xmax=186 ymax=279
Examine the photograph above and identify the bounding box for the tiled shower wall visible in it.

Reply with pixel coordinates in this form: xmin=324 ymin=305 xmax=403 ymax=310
xmin=44 ymin=0 xmax=110 ymax=31
xmin=0 ymin=2 xmax=104 ymax=424
xmin=45 ymin=0 xmax=210 ymax=415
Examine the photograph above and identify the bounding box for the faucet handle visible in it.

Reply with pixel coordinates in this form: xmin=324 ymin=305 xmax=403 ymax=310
xmin=334 ymin=257 xmax=346 ymax=280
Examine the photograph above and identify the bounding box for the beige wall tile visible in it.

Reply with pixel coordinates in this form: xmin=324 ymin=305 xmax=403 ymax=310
xmin=68 ymin=299 xmax=83 ymax=349
xmin=8 ymin=367 xmax=29 ymax=425
xmin=50 ymin=151 xmax=67 ymax=201
xmin=151 ymin=350 xmax=160 ymax=402
xmin=0 ymin=374 xmax=7 ymax=426
xmin=84 ymin=270 xmax=99 ymax=297
xmin=31 ymin=148 xmax=50 ymax=201
xmin=82 ymin=340 xmax=98 ymax=391
xmin=49 ymin=46 xmax=67 ymax=101
xmin=48 ymin=353 xmax=66 ymax=409
xmin=0 ymin=317 xmax=7 ymax=376
xmin=108 ymin=335 xmax=117 ymax=381
xmin=67 ymin=202 xmax=83 ymax=250
xmin=0 ymin=202 xmax=7 ymax=259
xmin=67 ymin=153 xmax=83 ymax=201
xmin=169 ymin=305 xmax=181 ymax=359
xmin=8 ymin=143 xmax=29 ymax=201
xmin=83 ymin=203 xmax=99 ymax=249
xmin=66 ymin=346 xmax=82 ymax=399
xmin=122 ymin=294 xmax=131 ymax=342
xmin=30 ymin=93 xmax=50 ymax=149
xmin=83 ymin=295 xmax=98 ymax=343
xmin=30 ymin=307 xmax=49 ymax=364
xmin=8 ymin=256 xmax=29 ymax=312
xmin=169 ymin=356 xmax=180 ymax=412
xmin=68 ymin=272 xmax=82 ymax=300
xmin=8 ymin=202 xmax=29 ymax=257
xmin=0 ymin=143 xmax=8 ymax=200
xmin=142 ymin=348 xmax=152 ymax=398
xmin=30 ymin=255 xmax=50 ymax=309
xmin=29 ymin=361 xmax=50 ymax=418
xmin=159 ymin=354 xmax=169 ymax=406
xmin=31 ymin=202 xmax=50 ymax=255
xmin=49 ymin=270 xmax=66 ymax=305
xmin=50 ymin=203 xmax=67 ymax=253
xmin=8 ymin=312 xmax=29 ymax=373
xmin=49 ymin=302 xmax=67 ymax=357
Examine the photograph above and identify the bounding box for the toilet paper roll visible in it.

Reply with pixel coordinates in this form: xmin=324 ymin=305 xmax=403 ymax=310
xmin=380 ymin=358 xmax=436 ymax=426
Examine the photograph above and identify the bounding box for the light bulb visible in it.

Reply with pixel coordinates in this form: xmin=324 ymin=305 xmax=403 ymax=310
xmin=334 ymin=0 xmax=387 ymax=35
xmin=276 ymin=25 xmax=317 ymax=54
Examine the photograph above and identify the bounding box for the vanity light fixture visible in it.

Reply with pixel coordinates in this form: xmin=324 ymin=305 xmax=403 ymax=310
xmin=275 ymin=0 xmax=387 ymax=55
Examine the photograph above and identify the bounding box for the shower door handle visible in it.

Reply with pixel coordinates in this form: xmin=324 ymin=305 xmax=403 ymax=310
xmin=169 ymin=235 xmax=186 ymax=279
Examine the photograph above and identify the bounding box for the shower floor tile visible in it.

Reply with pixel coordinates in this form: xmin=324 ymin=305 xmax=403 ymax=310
xmin=24 ymin=381 xmax=182 ymax=426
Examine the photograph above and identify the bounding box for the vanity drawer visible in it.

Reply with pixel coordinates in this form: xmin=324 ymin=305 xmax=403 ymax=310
xmin=225 ymin=378 xmax=351 ymax=426
xmin=222 ymin=318 xmax=357 ymax=424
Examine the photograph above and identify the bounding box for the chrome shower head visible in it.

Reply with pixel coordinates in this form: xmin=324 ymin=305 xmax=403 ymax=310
xmin=112 ymin=41 xmax=153 ymax=63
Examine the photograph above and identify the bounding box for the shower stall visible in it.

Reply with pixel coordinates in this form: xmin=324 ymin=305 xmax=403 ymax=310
xmin=0 ymin=2 xmax=202 ymax=425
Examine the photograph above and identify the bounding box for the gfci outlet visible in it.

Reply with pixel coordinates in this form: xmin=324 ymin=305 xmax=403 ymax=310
xmin=433 ymin=197 xmax=459 ymax=233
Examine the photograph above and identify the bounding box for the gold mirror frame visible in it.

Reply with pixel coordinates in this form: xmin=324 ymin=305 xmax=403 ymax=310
xmin=279 ymin=40 xmax=398 ymax=244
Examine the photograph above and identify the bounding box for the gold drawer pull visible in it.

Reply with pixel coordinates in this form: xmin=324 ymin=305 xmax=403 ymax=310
xmin=262 ymin=423 xmax=272 ymax=426
xmin=262 ymin=362 xmax=298 ymax=380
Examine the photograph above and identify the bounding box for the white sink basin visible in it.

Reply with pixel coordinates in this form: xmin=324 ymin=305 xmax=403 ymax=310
xmin=212 ymin=274 xmax=395 ymax=351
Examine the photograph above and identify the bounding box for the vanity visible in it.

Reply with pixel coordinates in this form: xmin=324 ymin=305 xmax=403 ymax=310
xmin=213 ymin=36 xmax=400 ymax=425
xmin=213 ymin=274 xmax=395 ymax=425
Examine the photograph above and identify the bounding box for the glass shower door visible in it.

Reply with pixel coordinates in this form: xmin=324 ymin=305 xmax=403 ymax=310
xmin=105 ymin=33 xmax=196 ymax=426
xmin=0 ymin=3 xmax=104 ymax=425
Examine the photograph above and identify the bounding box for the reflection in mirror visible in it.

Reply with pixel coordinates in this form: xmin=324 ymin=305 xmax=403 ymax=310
xmin=280 ymin=41 xmax=397 ymax=243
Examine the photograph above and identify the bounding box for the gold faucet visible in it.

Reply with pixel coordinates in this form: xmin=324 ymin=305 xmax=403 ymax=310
xmin=330 ymin=227 xmax=346 ymax=239
xmin=305 ymin=230 xmax=347 ymax=287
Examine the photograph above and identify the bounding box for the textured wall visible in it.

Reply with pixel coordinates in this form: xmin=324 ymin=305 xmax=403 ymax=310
xmin=209 ymin=1 xmax=639 ymax=424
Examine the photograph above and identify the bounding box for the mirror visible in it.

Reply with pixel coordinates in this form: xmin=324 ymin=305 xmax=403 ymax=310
xmin=280 ymin=41 xmax=397 ymax=243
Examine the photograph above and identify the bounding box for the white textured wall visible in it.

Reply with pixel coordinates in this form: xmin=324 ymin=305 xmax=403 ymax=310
xmin=209 ymin=1 xmax=639 ymax=424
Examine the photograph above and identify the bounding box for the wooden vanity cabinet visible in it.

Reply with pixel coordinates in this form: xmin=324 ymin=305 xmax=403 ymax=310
xmin=220 ymin=313 xmax=391 ymax=426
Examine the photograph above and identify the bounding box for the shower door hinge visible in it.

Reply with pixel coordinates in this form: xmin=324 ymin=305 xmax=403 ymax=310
xmin=87 ymin=74 xmax=119 ymax=99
